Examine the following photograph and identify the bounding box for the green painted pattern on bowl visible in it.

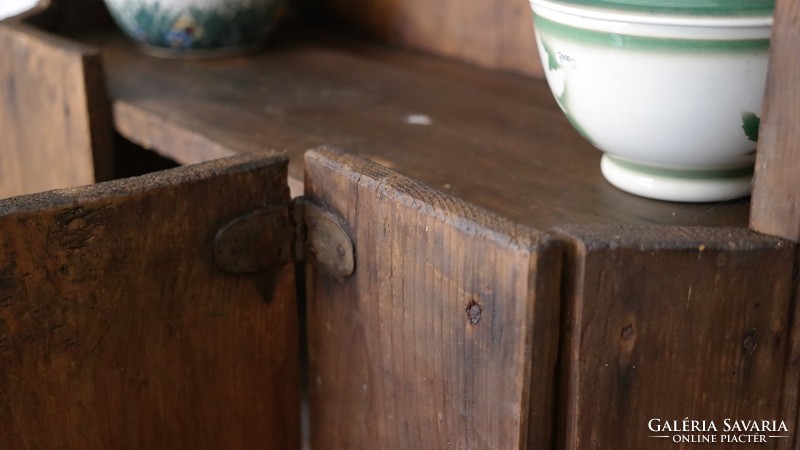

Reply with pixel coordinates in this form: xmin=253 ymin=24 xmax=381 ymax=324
xmin=543 ymin=0 xmax=774 ymax=17
xmin=106 ymin=0 xmax=284 ymax=53
xmin=533 ymin=14 xmax=770 ymax=52
xmin=741 ymin=112 xmax=760 ymax=142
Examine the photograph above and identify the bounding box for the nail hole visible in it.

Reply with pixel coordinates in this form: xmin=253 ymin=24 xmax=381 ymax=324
xmin=621 ymin=323 xmax=634 ymax=341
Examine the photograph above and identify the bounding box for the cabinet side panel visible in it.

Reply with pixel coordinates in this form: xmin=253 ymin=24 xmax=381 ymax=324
xmin=0 ymin=22 xmax=113 ymax=198
xmin=304 ymin=146 xmax=560 ymax=449
xmin=556 ymin=225 xmax=798 ymax=450
xmin=0 ymin=151 xmax=300 ymax=449
xmin=320 ymin=0 xmax=543 ymax=77
xmin=21 ymin=0 xmax=114 ymax=33
xmin=750 ymin=0 xmax=800 ymax=242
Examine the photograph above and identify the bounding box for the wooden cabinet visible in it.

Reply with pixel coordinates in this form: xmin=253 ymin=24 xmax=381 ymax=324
xmin=1 ymin=0 xmax=799 ymax=449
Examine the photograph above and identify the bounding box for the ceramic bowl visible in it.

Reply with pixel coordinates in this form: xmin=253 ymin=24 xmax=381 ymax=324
xmin=530 ymin=0 xmax=774 ymax=202
xmin=103 ymin=0 xmax=286 ymax=57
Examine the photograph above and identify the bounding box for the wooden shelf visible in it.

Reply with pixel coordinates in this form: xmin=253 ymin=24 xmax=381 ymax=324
xmin=75 ymin=25 xmax=749 ymax=231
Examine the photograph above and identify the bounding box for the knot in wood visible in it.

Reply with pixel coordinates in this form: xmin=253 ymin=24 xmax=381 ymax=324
xmin=466 ymin=301 xmax=482 ymax=326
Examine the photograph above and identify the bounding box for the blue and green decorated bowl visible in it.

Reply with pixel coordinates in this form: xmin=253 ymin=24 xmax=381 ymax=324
xmin=530 ymin=0 xmax=774 ymax=202
xmin=104 ymin=0 xmax=286 ymax=57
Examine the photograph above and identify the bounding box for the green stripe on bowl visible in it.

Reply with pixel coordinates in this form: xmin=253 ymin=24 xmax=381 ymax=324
xmin=542 ymin=0 xmax=774 ymax=17
xmin=606 ymin=155 xmax=754 ymax=180
xmin=534 ymin=14 xmax=770 ymax=51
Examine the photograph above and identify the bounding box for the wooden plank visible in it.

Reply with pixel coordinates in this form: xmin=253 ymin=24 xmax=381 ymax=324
xmin=750 ymin=0 xmax=800 ymax=242
xmin=320 ymin=0 xmax=543 ymax=77
xmin=555 ymin=225 xmax=799 ymax=450
xmin=0 ymin=151 xmax=300 ymax=449
xmin=304 ymin=146 xmax=561 ymax=449
xmin=75 ymin=30 xmax=750 ymax=230
xmin=0 ymin=22 xmax=113 ymax=199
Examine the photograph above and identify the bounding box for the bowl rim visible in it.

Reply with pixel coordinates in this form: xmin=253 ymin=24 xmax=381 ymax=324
xmin=530 ymin=0 xmax=774 ymax=28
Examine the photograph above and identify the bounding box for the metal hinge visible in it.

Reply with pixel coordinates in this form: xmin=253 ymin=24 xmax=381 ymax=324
xmin=213 ymin=205 xmax=295 ymax=274
xmin=213 ymin=197 xmax=355 ymax=279
xmin=303 ymin=199 xmax=355 ymax=280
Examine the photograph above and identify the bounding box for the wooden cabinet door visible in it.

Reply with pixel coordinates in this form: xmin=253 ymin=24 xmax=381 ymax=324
xmin=0 ymin=151 xmax=299 ymax=449
xmin=303 ymin=147 xmax=562 ymax=449
xmin=555 ymin=225 xmax=799 ymax=450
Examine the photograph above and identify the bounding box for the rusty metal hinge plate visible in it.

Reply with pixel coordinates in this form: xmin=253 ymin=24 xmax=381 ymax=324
xmin=304 ymin=201 xmax=355 ymax=280
xmin=213 ymin=206 xmax=294 ymax=274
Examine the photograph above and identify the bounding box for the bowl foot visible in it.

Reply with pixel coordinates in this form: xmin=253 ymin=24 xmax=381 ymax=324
xmin=600 ymin=155 xmax=753 ymax=202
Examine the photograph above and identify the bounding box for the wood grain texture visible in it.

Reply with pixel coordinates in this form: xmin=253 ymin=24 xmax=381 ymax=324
xmin=75 ymin=29 xmax=750 ymax=230
xmin=555 ymin=225 xmax=799 ymax=450
xmin=304 ymin=146 xmax=562 ymax=449
xmin=0 ymin=22 xmax=113 ymax=199
xmin=750 ymin=0 xmax=800 ymax=242
xmin=0 ymin=151 xmax=300 ymax=449
xmin=317 ymin=0 xmax=543 ymax=77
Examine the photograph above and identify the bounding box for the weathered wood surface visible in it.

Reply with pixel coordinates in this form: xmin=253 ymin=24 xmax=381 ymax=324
xmin=0 ymin=151 xmax=300 ymax=449
xmin=304 ymin=146 xmax=562 ymax=449
xmin=555 ymin=225 xmax=799 ymax=450
xmin=0 ymin=22 xmax=113 ymax=199
xmin=75 ymin=29 xmax=749 ymax=230
xmin=750 ymin=0 xmax=800 ymax=242
xmin=319 ymin=0 xmax=543 ymax=77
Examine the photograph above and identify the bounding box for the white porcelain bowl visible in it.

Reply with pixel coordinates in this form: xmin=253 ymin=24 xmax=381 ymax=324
xmin=530 ymin=0 xmax=773 ymax=202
